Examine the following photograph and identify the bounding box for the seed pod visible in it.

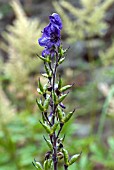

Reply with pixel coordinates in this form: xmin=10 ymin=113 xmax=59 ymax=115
xmin=58 ymin=93 xmax=68 ymax=103
xmin=40 ymin=121 xmax=51 ymax=134
xmin=63 ymin=109 xmax=75 ymax=123
xmin=33 ymin=160 xmax=43 ymax=170
xmin=60 ymin=85 xmax=72 ymax=93
xmin=43 ymin=159 xmax=52 ymax=170
xmin=58 ymin=57 xmax=65 ymax=64
xmin=62 ymin=148 xmax=69 ymax=166
xmin=42 ymin=73 xmax=49 ymax=78
xmin=57 ymin=107 xmax=64 ymax=122
xmin=52 ymin=91 xmax=58 ymax=104
xmin=51 ymin=122 xmax=59 ymax=133
xmin=43 ymin=136 xmax=53 ymax=151
xmin=69 ymin=153 xmax=81 ymax=165
xmin=44 ymin=95 xmax=50 ymax=111
xmin=36 ymin=99 xmax=44 ymax=112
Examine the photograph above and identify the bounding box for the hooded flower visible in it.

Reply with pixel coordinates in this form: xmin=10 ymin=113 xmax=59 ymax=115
xmin=38 ymin=13 xmax=62 ymax=57
xmin=38 ymin=24 xmax=61 ymax=48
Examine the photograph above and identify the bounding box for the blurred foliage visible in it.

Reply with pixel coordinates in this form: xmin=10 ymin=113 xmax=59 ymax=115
xmin=0 ymin=0 xmax=114 ymax=170
xmin=53 ymin=0 xmax=114 ymax=42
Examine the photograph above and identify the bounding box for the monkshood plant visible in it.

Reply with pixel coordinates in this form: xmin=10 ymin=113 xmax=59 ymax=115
xmin=33 ymin=13 xmax=81 ymax=170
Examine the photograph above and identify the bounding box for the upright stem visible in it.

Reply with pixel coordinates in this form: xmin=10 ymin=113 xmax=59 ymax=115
xmin=51 ymin=53 xmax=58 ymax=170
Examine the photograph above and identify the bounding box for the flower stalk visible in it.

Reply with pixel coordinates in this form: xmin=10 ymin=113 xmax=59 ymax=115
xmin=33 ymin=13 xmax=81 ymax=170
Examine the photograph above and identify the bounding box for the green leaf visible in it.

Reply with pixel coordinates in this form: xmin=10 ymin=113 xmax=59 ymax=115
xmin=38 ymin=79 xmax=44 ymax=93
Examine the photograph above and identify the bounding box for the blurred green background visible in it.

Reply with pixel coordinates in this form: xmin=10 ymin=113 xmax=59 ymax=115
xmin=0 ymin=0 xmax=114 ymax=169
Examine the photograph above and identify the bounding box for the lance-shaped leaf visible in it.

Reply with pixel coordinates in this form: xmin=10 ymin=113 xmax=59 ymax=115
xmin=44 ymin=95 xmax=50 ymax=111
xmin=37 ymin=54 xmax=51 ymax=63
xmin=62 ymin=148 xmax=69 ymax=166
xmin=45 ymin=64 xmax=50 ymax=75
xmin=43 ymin=136 xmax=53 ymax=151
xmin=58 ymin=57 xmax=65 ymax=64
xmin=38 ymin=79 xmax=44 ymax=93
xmin=58 ymin=93 xmax=68 ymax=104
xmin=69 ymin=153 xmax=81 ymax=165
xmin=37 ymin=54 xmax=47 ymax=62
xmin=57 ymin=107 xmax=64 ymax=122
xmin=63 ymin=109 xmax=75 ymax=123
xmin=40 ymin=121 xmax=51 ymax=134
xmin=51 ymin=122 xmax=59 ymax=134
xmin=36 ymin=99 xmax=44 ymax=112
xmin=60 ymin=85 xmax=72 ymax=93
xmin=33 ymin=159 xmax=43 ymax=170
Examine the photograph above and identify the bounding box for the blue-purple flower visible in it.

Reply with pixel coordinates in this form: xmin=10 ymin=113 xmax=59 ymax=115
xmin=38 ymin=13 xmax=62 ymax=57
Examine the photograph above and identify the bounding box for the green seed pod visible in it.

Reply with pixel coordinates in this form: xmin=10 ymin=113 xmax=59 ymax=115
xmin=57 ymin=107 xmax=64 ymax=122
xmin=62 ymin=148 xmax=69 ymax=166
xmin=58 ymin=93 xmax=68 ymax=103
xmin=38 ymin=79 xmax=44 ymax=93
xmin=63 ymin=109 xmax=75 ymax=123
xmin=43 ymin=136 xmax=53 ymax=151
xmin=37 ymin=88 xmax=43 ymax=95
xmin=58 ymin=57 xmax=65 ymax=64
xmin=44 ymin=159 xmax=52 ymax=170
xmin=33 ymin=159 xmax=43 ymax=170
xmin=42 ymin=73 xmax=49 ymax=78
xmin=51 ymin=122 xmax=59 ymax=133
xmin=52 ymin=91 xmax=58 ymax=104
xmin=60 ymin=85 xmax=72 ymax=93
xmin=36 ymin=99 xmax=44 ymax=112
xmin=69 ymin=153 xmax=81 ymax=165
xmin=40 ymin=121 xmax=51 ymax=134
xmin=44 ymin=95 xmax=50 ymax=111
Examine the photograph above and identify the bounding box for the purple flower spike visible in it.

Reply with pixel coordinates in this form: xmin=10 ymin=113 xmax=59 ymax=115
xmin=38 ymin=13 xmax=62 ymax=57
xmin=49 ymin=13 xmax=62 ymax=30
